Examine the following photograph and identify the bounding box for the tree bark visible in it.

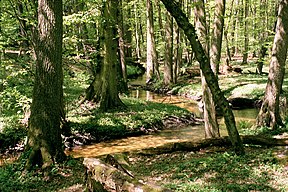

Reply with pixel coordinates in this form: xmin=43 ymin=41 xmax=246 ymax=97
xmin=210 ymin=0 xmax=225 ymax=75
xmin=84 ymin=0 xmax=125 ymax=111
xmin=242 ymin=0 xmax=249 ymax=64
xmin=160 ymin=0 xmax=244 ymax=155
xmin=99 ymin=0 xmax=125 ymax=111
xmin=194 ymin=0 xmax=220 ymax=138
xmin=134 ymin=2 xmax=141 ymax=61
xmin=26 ymin=0 xmax=66 ymax=169
xmin=118 ymin=0 xmax=128 ymax=93
xmin=163 ymin=11 xmax=173 ymax=85
xmin=256 ymin=0 xmax=288 ymax=129
xmin=146 ymin=0 xmax=160 ymax=83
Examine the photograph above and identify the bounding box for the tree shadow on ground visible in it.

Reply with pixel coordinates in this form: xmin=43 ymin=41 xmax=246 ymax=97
xmin=131 ymin=147 xmax=287 ymax=192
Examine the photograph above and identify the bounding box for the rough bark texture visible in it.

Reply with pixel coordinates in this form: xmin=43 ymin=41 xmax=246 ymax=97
xmin=210 ymin=0 xmax=225 ymax=75
xmin=256 ymin=0 xmax=288 ymax=129
xmin=85 ymin=0 xmax=125 ymax=111
xmin=26 ymin=0 xmax=65 ymax=169
xmin=194 ymin=0 xmax=220 ymax=139
xmin=84 ymin=155 xmax=171 ymax=192
xmin=160 ymin=0 xmax=244 ymax=155
xmin=146 ymin=0 xmax=159 ymax=83
xmin=99 ymin=0 xmax=125 ymax=111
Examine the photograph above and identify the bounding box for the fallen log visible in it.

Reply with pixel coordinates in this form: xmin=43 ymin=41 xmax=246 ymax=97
xmin=83 ymin=154 xmax=172 ymax=192
xmin=137 ymin=135 xmax=288 ymax=155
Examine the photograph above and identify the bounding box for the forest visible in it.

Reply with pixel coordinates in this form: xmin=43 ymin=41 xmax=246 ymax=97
xmin=1 ymin=0 xmax=288 ymax=191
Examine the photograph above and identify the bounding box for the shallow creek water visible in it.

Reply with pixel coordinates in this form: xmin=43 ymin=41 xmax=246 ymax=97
xmin=67 ymin=90 xmax=258 ymax=158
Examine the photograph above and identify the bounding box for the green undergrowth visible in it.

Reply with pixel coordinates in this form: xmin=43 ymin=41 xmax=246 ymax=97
xmin=172 ymin=62 xmax=288 ymax=100
xmin=68 ymin=97 xmax=192 ymax=141
xmin=0 ymin=155 xmax=85 ymax=192
xmin=130 ymin=147 xmax=288 ymax=192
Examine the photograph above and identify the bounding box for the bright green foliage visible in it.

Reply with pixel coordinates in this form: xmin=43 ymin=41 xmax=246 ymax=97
xmin=69 ymin=97 xmax=191 ymax=140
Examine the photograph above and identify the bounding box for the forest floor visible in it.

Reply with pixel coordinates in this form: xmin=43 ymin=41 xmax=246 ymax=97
xmin=1 ymin=58 xmax=288 ymax=191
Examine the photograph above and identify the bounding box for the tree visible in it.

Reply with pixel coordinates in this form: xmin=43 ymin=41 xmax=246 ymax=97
xmin=26 ymin=0 xmax=66 ymax=169
xmin=86 ymin=0 xmax=125 ymax=111
xmin=242 ymin=0 xmax=249 ymax=64
xmin=118 ymin=0 xmax=128 ymax=92
xmin=194 ymin=0 xmax=220 ymax=138
xmin=256 ymin=0 xmax=288 ymax=129
xmin=146 ymin=0 xmax=160 ymax=83
xmin=160 ymin=0 xmax=244 ymax=155
xmin=210 ymin=0 xmax=226 ymax=76
xmin=163 ymin=11 xmax=173 ymax=85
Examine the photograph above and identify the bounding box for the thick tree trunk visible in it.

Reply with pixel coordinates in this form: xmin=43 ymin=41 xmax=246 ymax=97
xmin=99 ymin=0 xmax=125 ymax=111
xmin=160 ymin=0 xmax=244 ymax=155
xmin=194 ymin=0 xmax=220 ymax=138
xmin=26 ymin=0 xmax=66 ymax=169
xmin=256 ymin=0 xmax=288 ymax=129
xmin=84 ymin=0 xmax=125 ymax=111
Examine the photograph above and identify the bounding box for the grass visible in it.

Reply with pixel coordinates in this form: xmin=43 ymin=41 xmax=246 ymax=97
xmin=1 ymin=57 xmax=288 ymax=191
xmin=0 ymin=155 xmax=85 ymax=192
xmin=68 ymin=97 xmax=192 ymax=141
xmin=129 ymin=147 xmax=288 ymax=192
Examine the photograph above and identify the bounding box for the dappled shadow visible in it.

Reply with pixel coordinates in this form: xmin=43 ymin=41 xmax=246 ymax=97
xmin=222 ymin=83 xmax=249 ymax=96
xmin=130 ymin=147 xmax=287 ymax=191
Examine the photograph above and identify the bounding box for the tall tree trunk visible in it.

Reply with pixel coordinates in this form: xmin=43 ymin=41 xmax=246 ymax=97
xmin=84 ymin=0 xmax=125 ymax=111
xmin=231 ymin=0 xmax=240 ymax=56
xmin=26 ymin=0 xmax=66 ymax=169
xmin=163 ymin=12 xmax=173 ymax=85
xmin=256 ymin=0 xmax=288 ymax=130
xmin=194 ymin=0 xmax=220 ymax=139
xmin=173 ymin=20 xmax=182 ymax=84
xmin=224 ymin=0 xmax=235 ymax=62
xmin=134 ymin=2 xmax=141 ymax=61
xmin=210 ymin=0 xmax=225 ymax=75
xmin=160 ymin=0 xmax=244 ymax=155
xmin=255 ymin=0 xmax=268 ymax=74
xmin=118 ymin=0 xmax=128 ymax=93
xmin=99 ymin=0 xmax=125 ymax=111
xmin=124 ymin=2 xmax=133 ymax=61
xmin=146 ymin=0 xmax=159 ymax=83
xmin=242 ymin=0 xmax=249 ymax=64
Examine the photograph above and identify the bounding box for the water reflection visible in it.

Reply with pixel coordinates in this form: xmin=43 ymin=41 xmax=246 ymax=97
xmin=67 ymin=90 xmax=258 ymax=158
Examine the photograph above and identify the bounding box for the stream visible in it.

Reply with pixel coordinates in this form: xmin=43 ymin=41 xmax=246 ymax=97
xmin=67 ymin=89 xmax=259 ymax=158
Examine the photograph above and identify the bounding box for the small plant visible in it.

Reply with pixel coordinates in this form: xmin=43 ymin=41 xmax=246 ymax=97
xmin=237 ymin=120 xmax=253 ymax=130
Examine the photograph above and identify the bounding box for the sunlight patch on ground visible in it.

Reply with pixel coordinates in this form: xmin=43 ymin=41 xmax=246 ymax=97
xmin=230 ymin=83 xmax=266 ymax=98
